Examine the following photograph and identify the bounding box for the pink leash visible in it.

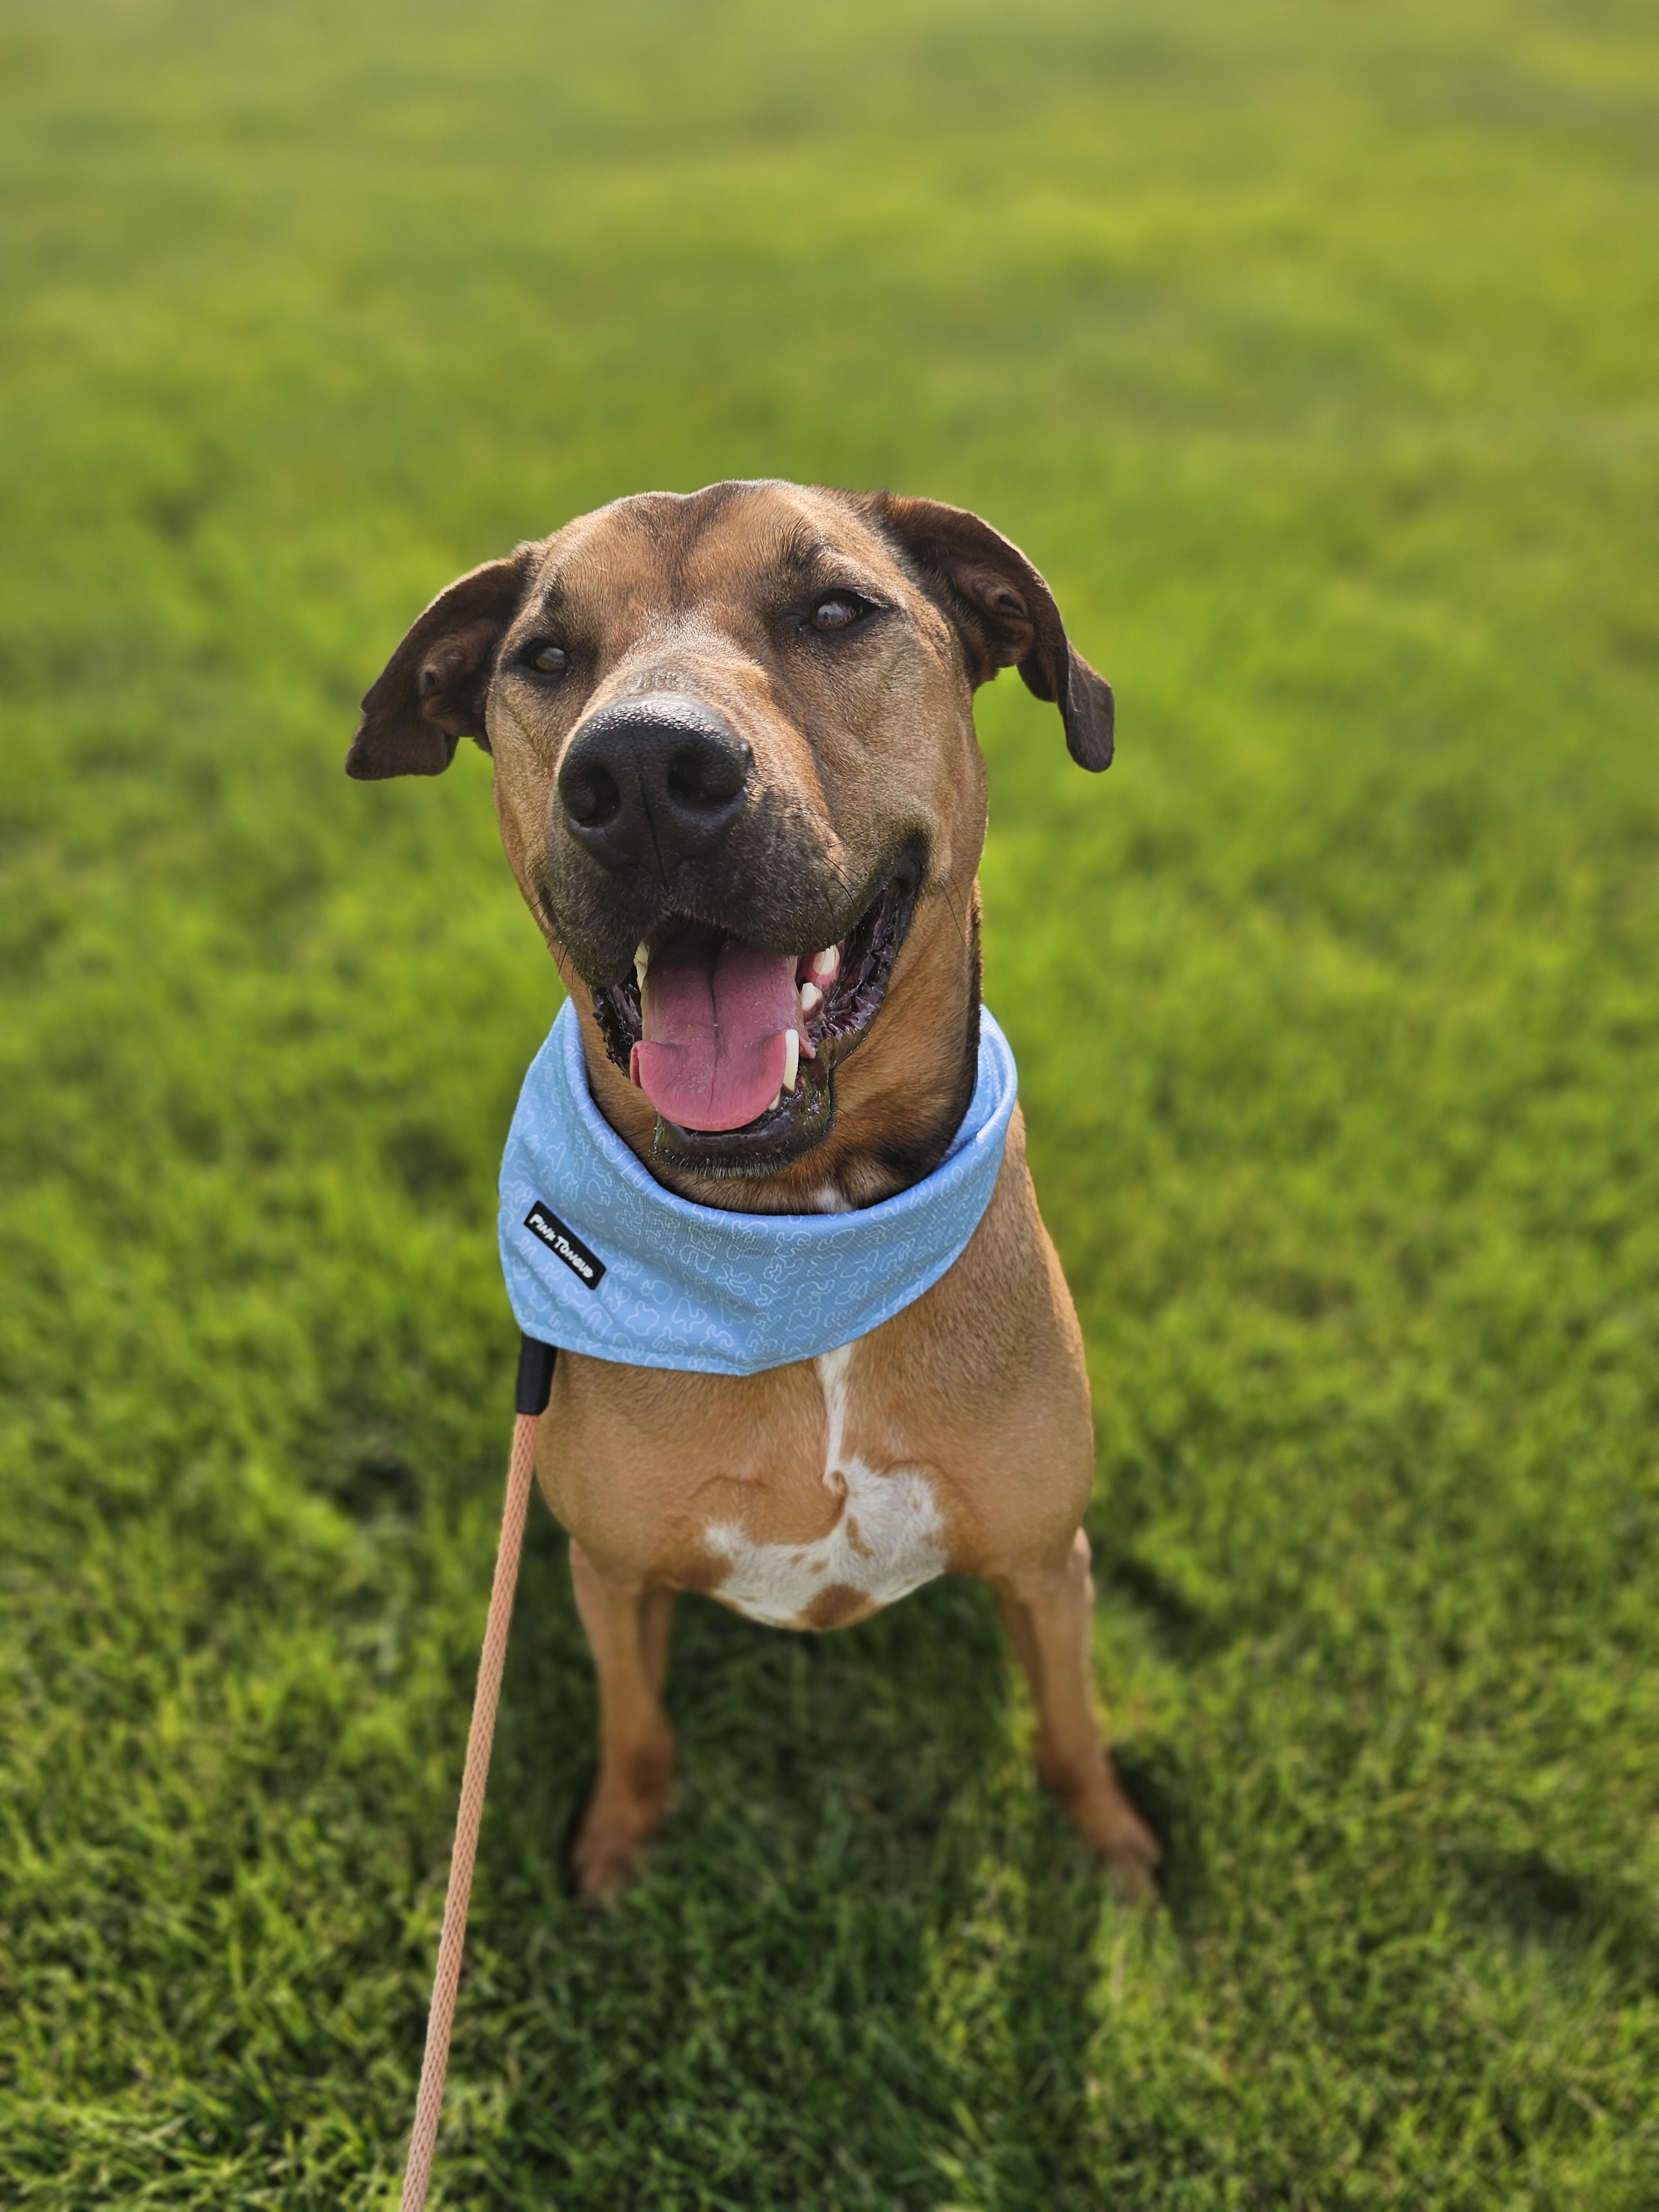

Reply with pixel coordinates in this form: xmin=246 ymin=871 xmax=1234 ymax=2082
xmin=399 ymin=1339 xmax=556 ymax=2212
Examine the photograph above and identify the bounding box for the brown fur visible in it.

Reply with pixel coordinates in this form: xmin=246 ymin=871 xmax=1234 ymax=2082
xmin=352 ymin=480 xmax=1159 ymax=1900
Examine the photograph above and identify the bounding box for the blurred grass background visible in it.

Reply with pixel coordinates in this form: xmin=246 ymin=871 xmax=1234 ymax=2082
xmin=3 ymin=0 xmax=1657 ymax=2204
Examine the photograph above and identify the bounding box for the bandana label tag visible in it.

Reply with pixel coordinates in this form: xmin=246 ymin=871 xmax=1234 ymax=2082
xmin=524 ymin=1202 xmax=606 ymax=1291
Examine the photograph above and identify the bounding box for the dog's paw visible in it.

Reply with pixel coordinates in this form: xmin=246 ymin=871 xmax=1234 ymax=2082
xmin=1048 ymin=1760 xmax=1164 ymax=1905
xmin=1095 ymin=1815 xmax=1162 ymax=1907
xmin=566 ymin=1791 xmax=664 ymax=1905
xmin=568 ymin=1829 xmax=649 ymax=1904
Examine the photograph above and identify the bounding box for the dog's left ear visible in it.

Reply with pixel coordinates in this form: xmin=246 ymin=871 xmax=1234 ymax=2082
xmin=347 ymin=548 xmax=534 ymax=780
xmin=860 ymin=493 xmax=1114 ymax=770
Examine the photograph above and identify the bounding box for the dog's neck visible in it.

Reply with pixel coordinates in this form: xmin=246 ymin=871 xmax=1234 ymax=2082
xmin=561 ymin=881 xmax=983 ymax=1215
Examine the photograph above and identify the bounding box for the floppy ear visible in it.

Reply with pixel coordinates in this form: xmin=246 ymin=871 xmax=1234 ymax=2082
xmin=860 ymin=493 xmax=1114 ymax=770
xmin=346 ymin=549 xmax=534 ymax=780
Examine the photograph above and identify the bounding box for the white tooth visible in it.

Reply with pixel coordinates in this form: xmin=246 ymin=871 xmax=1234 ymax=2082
xmin=768 ymin=1089 xmax=783 ymax=1113
xmin=799 ymin=1035 xmax=817 ymax=1058
xmin=634 ymin=940 xmax=650 ymax=991
xmin=799 ymin=981 xmax=823 ymax=1017
xmin=782 ymin=1030 xmax=800 ymax=1093
xmin=810 ymin=947 xmax=839 ymax=983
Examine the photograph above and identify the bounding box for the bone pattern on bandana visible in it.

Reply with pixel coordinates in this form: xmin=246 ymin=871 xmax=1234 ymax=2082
xmin=498 ymin=1001 xmax=1018 ymax=1377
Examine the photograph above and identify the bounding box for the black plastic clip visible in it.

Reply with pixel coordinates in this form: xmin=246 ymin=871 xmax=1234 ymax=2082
xmin=515 ymin=1334 xmax=558 ymax=1416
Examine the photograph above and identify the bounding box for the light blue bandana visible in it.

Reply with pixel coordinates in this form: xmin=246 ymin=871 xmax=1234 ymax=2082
xmin=498 ymin=999 xmax=1017 ymax=1377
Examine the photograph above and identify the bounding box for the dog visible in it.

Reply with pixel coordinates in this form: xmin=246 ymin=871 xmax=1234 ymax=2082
xmin=349 ymin=480 xmax=1161 ymax=1902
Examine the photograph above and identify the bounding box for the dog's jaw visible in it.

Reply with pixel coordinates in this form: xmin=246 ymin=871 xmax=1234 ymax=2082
xmin=586 ymin=869 xmax=924 ymax=1180
xmin=560 ymin=871 xmax=982 ymax=1217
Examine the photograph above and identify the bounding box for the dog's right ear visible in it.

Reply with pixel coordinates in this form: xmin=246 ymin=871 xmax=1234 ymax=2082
xmin=347 ymin=550 xmax=534 ymax=779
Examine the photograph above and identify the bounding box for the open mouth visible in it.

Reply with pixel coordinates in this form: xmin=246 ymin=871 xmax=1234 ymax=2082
xmin=590 ymin=875 xmax=916 ymax=1172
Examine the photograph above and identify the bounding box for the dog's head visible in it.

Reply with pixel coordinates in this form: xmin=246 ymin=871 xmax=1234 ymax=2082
xmin=350 ymin=481 xmax=1112 ymax=1208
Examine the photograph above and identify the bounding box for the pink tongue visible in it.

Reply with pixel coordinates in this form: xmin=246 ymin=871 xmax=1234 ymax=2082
xmin=630 ymin=937 xmax=799 ymax=1131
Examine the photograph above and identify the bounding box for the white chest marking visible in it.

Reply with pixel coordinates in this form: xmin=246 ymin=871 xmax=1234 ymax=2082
xmin=705 ymin=1342 xmax=947 ymax=1627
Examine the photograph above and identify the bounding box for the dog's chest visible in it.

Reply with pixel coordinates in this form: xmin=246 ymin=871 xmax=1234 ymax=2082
xmin=701 ymin=1343 xmax=947 ymax=1630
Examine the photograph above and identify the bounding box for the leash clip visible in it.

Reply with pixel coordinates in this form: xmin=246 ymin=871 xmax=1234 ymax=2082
xmin=518 ymin=1327 xmax=562 ymax=1416
xmin=515 ymin=1333 xmax=557 ymax=1415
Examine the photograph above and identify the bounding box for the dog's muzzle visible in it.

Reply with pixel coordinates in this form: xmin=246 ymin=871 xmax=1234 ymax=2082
xmin=558 ymin=695 xmax=754 ymax=879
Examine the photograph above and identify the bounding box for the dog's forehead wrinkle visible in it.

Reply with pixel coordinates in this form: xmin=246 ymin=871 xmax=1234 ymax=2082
xmin=582 ymin=480 xmax=767 ymax=588
xmin=614 ymin=665 xmax=696 ymax=700
xmin=580 ymin=478 xmax=873 ymax=582
xmin=599 ymin=611 xmax=750 ymax=703
xmin=681 ymin=514 xmax=900 ymax=607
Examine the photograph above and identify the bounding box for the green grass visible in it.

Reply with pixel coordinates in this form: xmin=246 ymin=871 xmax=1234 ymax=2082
xmin=3 ymin=0 xmax=1657 ymax=2202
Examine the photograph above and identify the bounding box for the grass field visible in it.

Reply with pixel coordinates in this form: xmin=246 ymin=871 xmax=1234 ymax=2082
xmin=3 ymin=0 xmax=1658 ymax=2203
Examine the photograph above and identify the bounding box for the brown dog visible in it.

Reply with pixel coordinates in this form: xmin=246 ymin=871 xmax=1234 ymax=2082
xmin=349 ymin=480 xmax=1160 ymax=1902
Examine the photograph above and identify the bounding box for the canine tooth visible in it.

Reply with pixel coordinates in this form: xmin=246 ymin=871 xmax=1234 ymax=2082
xmin=782 ymin=1030 xmax=800 ymax=1093
xmin=810 ymin=947 xmax=838 ymax=983
xmin=799 ymin=980 xmax=823 ymax=1017
xmin=768 ymin=1088 xmax=783 ymax=1113
xmin=634 ymin=941 xmax=650 ymax=991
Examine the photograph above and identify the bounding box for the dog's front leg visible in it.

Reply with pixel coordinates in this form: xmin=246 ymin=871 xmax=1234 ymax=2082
xmin=567 ymin=1540 xmax=678 ymax=1902
xmin=989 ymin=1530 xmax=1161 ymax=1902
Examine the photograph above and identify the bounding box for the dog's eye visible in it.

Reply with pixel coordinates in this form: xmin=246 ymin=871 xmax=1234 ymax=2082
xmin=524 ymin=641 xmax=569 ymax=674
xmin=809 ymin=594 xmax=870 ymax=634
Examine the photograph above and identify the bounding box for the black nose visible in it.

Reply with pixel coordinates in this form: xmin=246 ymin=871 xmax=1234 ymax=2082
xmin=557 ymin=696 xmax=753 ymax=876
